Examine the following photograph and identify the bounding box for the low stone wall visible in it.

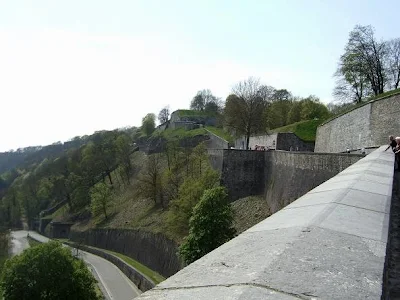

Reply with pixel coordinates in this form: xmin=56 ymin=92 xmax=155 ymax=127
xmin=265 ymin=151 xmax=364 ymax=213
xmin=69 ymin=229 xmax=182 ymax=278
xmin=65 ymin=242 xmax=155 ymax=292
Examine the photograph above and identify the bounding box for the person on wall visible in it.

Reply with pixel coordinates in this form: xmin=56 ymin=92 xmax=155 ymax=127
xmin=385 ymin=135 xmax=397 ymax=152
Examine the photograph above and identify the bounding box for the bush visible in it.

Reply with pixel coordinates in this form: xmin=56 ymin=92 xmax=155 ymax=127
xmin=179 ymin=187 xmax=236 ymax=264
xmin=0 ymin=241 xmax=99 ymax=300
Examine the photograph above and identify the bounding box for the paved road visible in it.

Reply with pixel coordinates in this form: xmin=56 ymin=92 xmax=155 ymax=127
xmin=11 ymin=230 xmax=141 ymax=300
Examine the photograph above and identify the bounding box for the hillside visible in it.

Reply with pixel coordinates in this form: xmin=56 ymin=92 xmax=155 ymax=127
xmin=271 ymin=119 xmax=324 ymax=142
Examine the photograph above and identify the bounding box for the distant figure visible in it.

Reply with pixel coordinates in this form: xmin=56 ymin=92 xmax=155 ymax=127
xmin=394 ymin=137 xmax=400 ymax=170
xmin=385 ymin=135 xmax=397 ymax=152
xmin=346 ymin=148 xmax=350 ymax=153
xmin=361 ymin=147 xmax=366 ymax=155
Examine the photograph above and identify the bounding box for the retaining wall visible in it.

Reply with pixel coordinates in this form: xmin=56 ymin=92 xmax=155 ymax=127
xmin=65 ymin=242 xmax=155 ymax=292
xmin=220 ymin=150 xmax=265 ymax=201
xmin=218 ymin=149 xmax=363 ymax=206
xmin=69 ymin=228 xmax=182 ymax=278
xmin=138 ymin=146 xmax=393 ymax=299
xmin=265 ymin=151 xmax=364 ymax=213
xmin=315 ymin=93 xmax=400 ymax=153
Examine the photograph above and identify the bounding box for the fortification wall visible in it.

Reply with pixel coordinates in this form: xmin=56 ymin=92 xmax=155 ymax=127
xmin=264 ymin=151 xmax=363 ymax=213
xmin=207 ymin=149 xmax=224 ymax=171
xmin=370 ymin=93 xmax=400 ymax=146
xmin=315 ymin=93 xmax=400 ymax=153
xmin=220 ymin=150 xmax=265 ymax=201
xmin=218 ymin=150 xmax=363 ymax=208
xmin=276 ymin=133 xmax=315 ymax=151
xmin=315 ymin=104 xmax=372 ymax=153
xmin=69 ymin=228 xmax=182 ymax=278
xmin=204 ymin=129 xmax=229 ymax=149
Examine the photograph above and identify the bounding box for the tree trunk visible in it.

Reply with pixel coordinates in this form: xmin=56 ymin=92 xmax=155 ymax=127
xmin=107 ymin=171 xmax=113 ymax=186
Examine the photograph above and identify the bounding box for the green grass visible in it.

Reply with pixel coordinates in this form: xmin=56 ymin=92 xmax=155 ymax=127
xmin=27 ymin=236 xmax=42 ymax=247
xmin=323 ymin=88 xmax=400 ymax=125
xmin=205 ymin=126 xmax=234 ymax=144
xmin=101 ymin=249 xmax=165 ymax=284
xmin=271 ymin=119 xmax=324 ymax=142
xmin=366 ymin=87 xmax=400 ymax=101
xmin=152 ymin=127 xmax=208 ymax=141
xmin=175 ymin=109 xmax=216 ymax=117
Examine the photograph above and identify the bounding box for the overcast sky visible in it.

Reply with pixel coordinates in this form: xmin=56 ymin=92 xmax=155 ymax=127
xmin=0 ymin=0 xmax=398 ymax=151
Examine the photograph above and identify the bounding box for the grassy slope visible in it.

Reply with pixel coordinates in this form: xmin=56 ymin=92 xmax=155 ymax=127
xmin=271 ymin=119 xmax=324 ymax=142
xmin=101 ymin=249 xmax=165 ymax=284
xmin=205 ymin=126 xmax=234 ymax=144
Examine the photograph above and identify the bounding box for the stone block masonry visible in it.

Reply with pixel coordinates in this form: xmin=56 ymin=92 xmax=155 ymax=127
xmin=220 ymin=150 xmax=265 ymax=201
xmin=137 ymin=146 xmax=394 ymax=299
xmin=218 ymin=149 xmax=363 ymax=209
xmin=265 ymin=151 xmax=363 ymax=213
xmin=315 ymin=93 xmax=400 ymax=153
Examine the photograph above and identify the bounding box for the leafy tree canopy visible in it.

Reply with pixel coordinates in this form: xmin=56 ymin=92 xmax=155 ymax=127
xmin=0 ymin=241 xmax=99 ymax=300
xmin=179 ymin=186 xmax=236 ymax=264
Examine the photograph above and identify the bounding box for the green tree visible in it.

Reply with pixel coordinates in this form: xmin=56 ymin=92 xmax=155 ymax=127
xmin=167 ymin=167 xmax=220 ymax=237
xmin=136 ymin=154 xmax=164 ymax=206
xmin=300 ymin=96 xmax=330 ymax=120
xmin=142 ymin=113 xmax=156 ymax=136
xmin=0 ymin=241 xmax=99 ymax=300
xmin=266 ymin=99 xmax=292 ymax=129
xmin=224 ymin=77 xmax=269 ymax=149
xmin=90 ymin=182 xmax=113 ymax=219
xmin=179 ymin=187 xmax=236 ymax=264
xmin=115 ymin=134 xmax=133 ymax=183
xmin=190 ymin=89 xmax=219 ymax=112
xmin=286 ymin=100 xmax=302 ymax=124
xmin=334 ymin=25 xmax=388 ymax=102
xmin=158 ymin=106 xmax=170 ymax=124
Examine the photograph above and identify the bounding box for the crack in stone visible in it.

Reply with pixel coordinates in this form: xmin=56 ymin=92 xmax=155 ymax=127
xmin=153 ymin=282 xmax=312 ymax=299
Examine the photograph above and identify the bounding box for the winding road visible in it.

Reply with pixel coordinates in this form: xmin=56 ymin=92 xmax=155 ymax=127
xmin=10 ymin=230 xmax=141 ymax=300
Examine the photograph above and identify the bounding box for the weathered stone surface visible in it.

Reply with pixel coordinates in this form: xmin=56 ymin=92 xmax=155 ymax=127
xmin=315 ymin=93 xmax=400 ymax=153
xmin=137 ymin=146 xmax=394 ymax=300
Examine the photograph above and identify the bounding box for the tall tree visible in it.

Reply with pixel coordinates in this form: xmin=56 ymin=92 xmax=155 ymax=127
xmin=141 ymin=113 xmax=156 ymax=136
xmin=1 ymin=242 xmax=99 ymax=300
xmin=386 ymin=38 xmax=400 ymax=89
xmin=90 ymin=182 xmax=113 ymax=219
xmin=224 ymin=77 xmax=269 ymax=149
xmin=190 ymin=89 xmax=220 ymax=113
xmin=158 ymin=106 xmax=170 ymax=124
xmin=335 ymin=25 xmax=387 ymax=102
xmin=179 ymin=187 xmax=236 ymax=264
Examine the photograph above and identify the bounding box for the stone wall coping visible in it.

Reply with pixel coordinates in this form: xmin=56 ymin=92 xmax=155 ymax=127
xmin=138 ymin=146 xmax=393 ymax=299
